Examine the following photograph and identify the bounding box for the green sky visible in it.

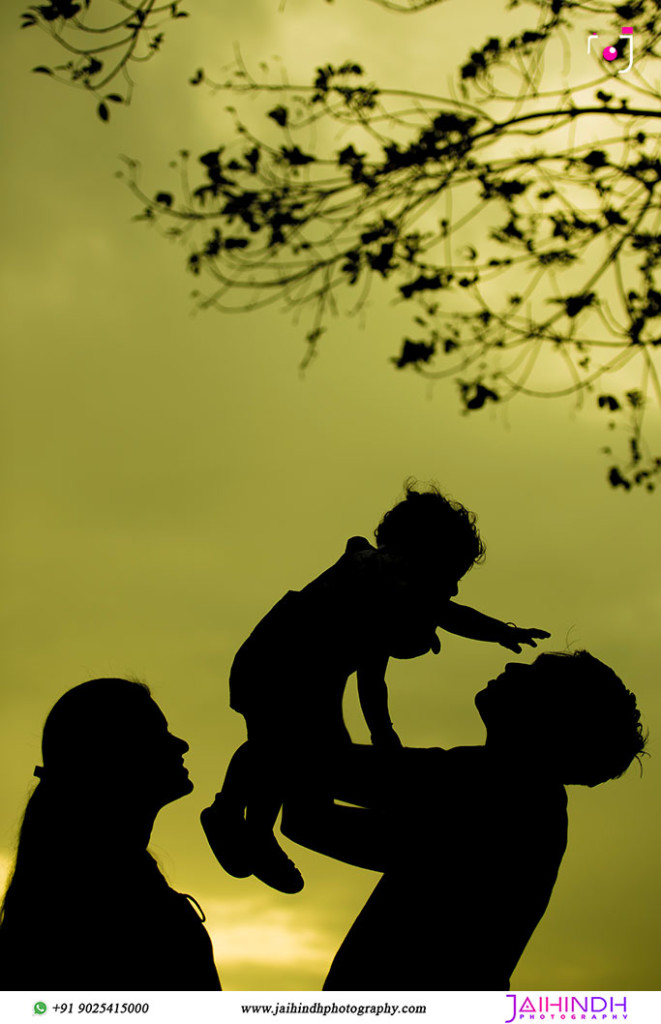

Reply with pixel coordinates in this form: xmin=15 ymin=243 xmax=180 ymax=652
xmin=1 ymin=0 xmax=660 ymax=992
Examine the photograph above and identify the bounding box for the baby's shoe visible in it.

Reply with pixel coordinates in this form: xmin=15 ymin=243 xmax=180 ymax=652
xmin=249 ymin=831 xmax=304 ymax=894
xmin=201 ymin=793 xmax=252 ymax=878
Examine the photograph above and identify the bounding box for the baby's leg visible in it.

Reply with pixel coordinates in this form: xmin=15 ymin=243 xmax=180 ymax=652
xmin=241 ymin=738 xmax=304 ymax=894
xmin=240 ymin=742 xmax=284 ymax=833
xmin=202 ymin=737 xmax=304 ymax=894
xmin=201 ymin=741 xmax=255 ymax=878
xmin=217 ymin=740 xmax=254 ymax=811
xmin=210 ymin=737 xmax=284 ymax=824
xmin=235 ymin=731 xmax=355 ymax=894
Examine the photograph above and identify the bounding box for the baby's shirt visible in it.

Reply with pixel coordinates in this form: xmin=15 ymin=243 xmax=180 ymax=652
xmin=230 ymin=538 xmax=441 ymax=720
xmin=304 ymin=537 xmax=440 ymax=662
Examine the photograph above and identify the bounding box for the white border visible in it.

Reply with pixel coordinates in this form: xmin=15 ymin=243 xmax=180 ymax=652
xmin=2 ymin=990 xmax=659 ymax=1024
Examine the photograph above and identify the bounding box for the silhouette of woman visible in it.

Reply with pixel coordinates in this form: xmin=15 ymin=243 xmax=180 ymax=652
xmin=0 ymin=678 xmax=221 ymax=991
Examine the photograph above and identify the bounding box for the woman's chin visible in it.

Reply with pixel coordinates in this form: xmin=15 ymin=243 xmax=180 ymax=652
xmin=164 ymin=772 xmax=194 ymax=803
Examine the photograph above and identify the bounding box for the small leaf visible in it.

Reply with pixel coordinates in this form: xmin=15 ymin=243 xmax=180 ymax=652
xmin=461 ymin=382 xmax=499 ymax=410
xmin=155 ymin=192 xmax=173 ymax=206
xmin=244 ymin=147 xmax=259 ymax=173
xmin=400 ymin=273 xmax=452 ymax=300
xmin=97 ymin=102 xmax=109 ymax=122
xmin=280 ymin=146 xmax=315 ymax=167
xmin=105 ymin=94 xmax=123 ymax=104
xmin=608 ymin=467 xmax=631 ymax=491
xmin=564 ymin=292 xmax=595 ymax=318
xmin=583 ymin=150 xmax=608 ymax=170
xmin=341 ymin=250 xmax=361 ymax=284
xmin=38 ymin=4 xmax=62 ymax=21
xmin=32 ymin=66 xmax=53 ymax=75
xmin=392 ymin=339 xmax=436 ymax=369
xmin=268 ymin=106 xmax=288 ymax=128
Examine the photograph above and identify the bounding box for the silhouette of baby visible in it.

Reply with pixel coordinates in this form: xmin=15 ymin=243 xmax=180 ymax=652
xmin=202 ymin=482 xmax=549 ymax=893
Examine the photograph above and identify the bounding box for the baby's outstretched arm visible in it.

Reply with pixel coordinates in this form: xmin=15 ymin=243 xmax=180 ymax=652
xmin=437 ymin=601 xmax=550 ymax=654
xmin=357 ymin=653 xmax=402 ymax=749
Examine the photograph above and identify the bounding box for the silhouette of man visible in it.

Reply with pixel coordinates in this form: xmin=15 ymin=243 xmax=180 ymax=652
xmin=282 ymin=651 xmax=645 ymax=990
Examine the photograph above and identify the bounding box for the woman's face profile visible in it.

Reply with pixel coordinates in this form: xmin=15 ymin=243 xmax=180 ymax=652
xmin=41 ymin=681 xmax=193 ymax=813
xmin=128 ymin=697 xmax=194 ymax=808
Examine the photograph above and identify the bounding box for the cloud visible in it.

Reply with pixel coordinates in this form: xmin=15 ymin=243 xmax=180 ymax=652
xmin=203 ymin=896 xmax=331 ymax=968
xmin=0 ymin=851 xmax=14 ymax=901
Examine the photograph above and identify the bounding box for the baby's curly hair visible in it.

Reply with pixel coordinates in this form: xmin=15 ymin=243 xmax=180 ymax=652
xmin=375 ymin=481 xmax=486 ymax=578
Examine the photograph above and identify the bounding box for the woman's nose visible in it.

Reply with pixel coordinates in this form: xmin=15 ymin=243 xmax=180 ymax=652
xmin=173 ymin=733 xmax=189 ymax=754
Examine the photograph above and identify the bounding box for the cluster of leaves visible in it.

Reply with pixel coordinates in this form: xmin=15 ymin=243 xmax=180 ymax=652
xmin=22 ymin=0 xmax=189 ymax=119
xmin=370 ymin=0 xmax=661 ymax=38
xmin=21 ymin=0 xmax=661 ymax=489
xmin=365 ymin=0 xmax=450 ymax=10
xmin=119 ymin=0 xmax=661 ymax=490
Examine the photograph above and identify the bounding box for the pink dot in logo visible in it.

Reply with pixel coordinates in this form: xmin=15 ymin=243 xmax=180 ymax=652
xmin=603 ymin=46 xmax=618 ymax=61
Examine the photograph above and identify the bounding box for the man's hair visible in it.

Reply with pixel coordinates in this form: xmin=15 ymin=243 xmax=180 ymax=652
xmin=540 ymin=651 xmax=646 ymax=787
xmin=375 ymin=482 xmax=485 ymax=577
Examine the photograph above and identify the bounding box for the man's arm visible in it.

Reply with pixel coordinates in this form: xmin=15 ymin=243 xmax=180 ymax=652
xmin=282 ymin=801 xmax=389 ymax=872
xmin=437 ymin=602 xmax=550 ymax=653
xmin=282 ymin=744 xmax=448 ymax=871
xmin=282 ymin=744 xmax=411 ymax=871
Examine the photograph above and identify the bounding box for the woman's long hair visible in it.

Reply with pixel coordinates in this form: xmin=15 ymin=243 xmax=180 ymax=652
xmin=0 ymin=677 xmax=221 ymax=993
xmin=0 ymin=678 xmax=153 ymax=929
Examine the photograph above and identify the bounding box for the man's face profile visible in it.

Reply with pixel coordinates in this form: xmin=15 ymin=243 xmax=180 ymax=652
xmin=474 ymin=655 xmax=565 ymax=757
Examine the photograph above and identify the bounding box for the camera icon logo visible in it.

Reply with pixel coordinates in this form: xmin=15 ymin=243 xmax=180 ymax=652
xmin=588 ymin=27 xmax=634 ymax=73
